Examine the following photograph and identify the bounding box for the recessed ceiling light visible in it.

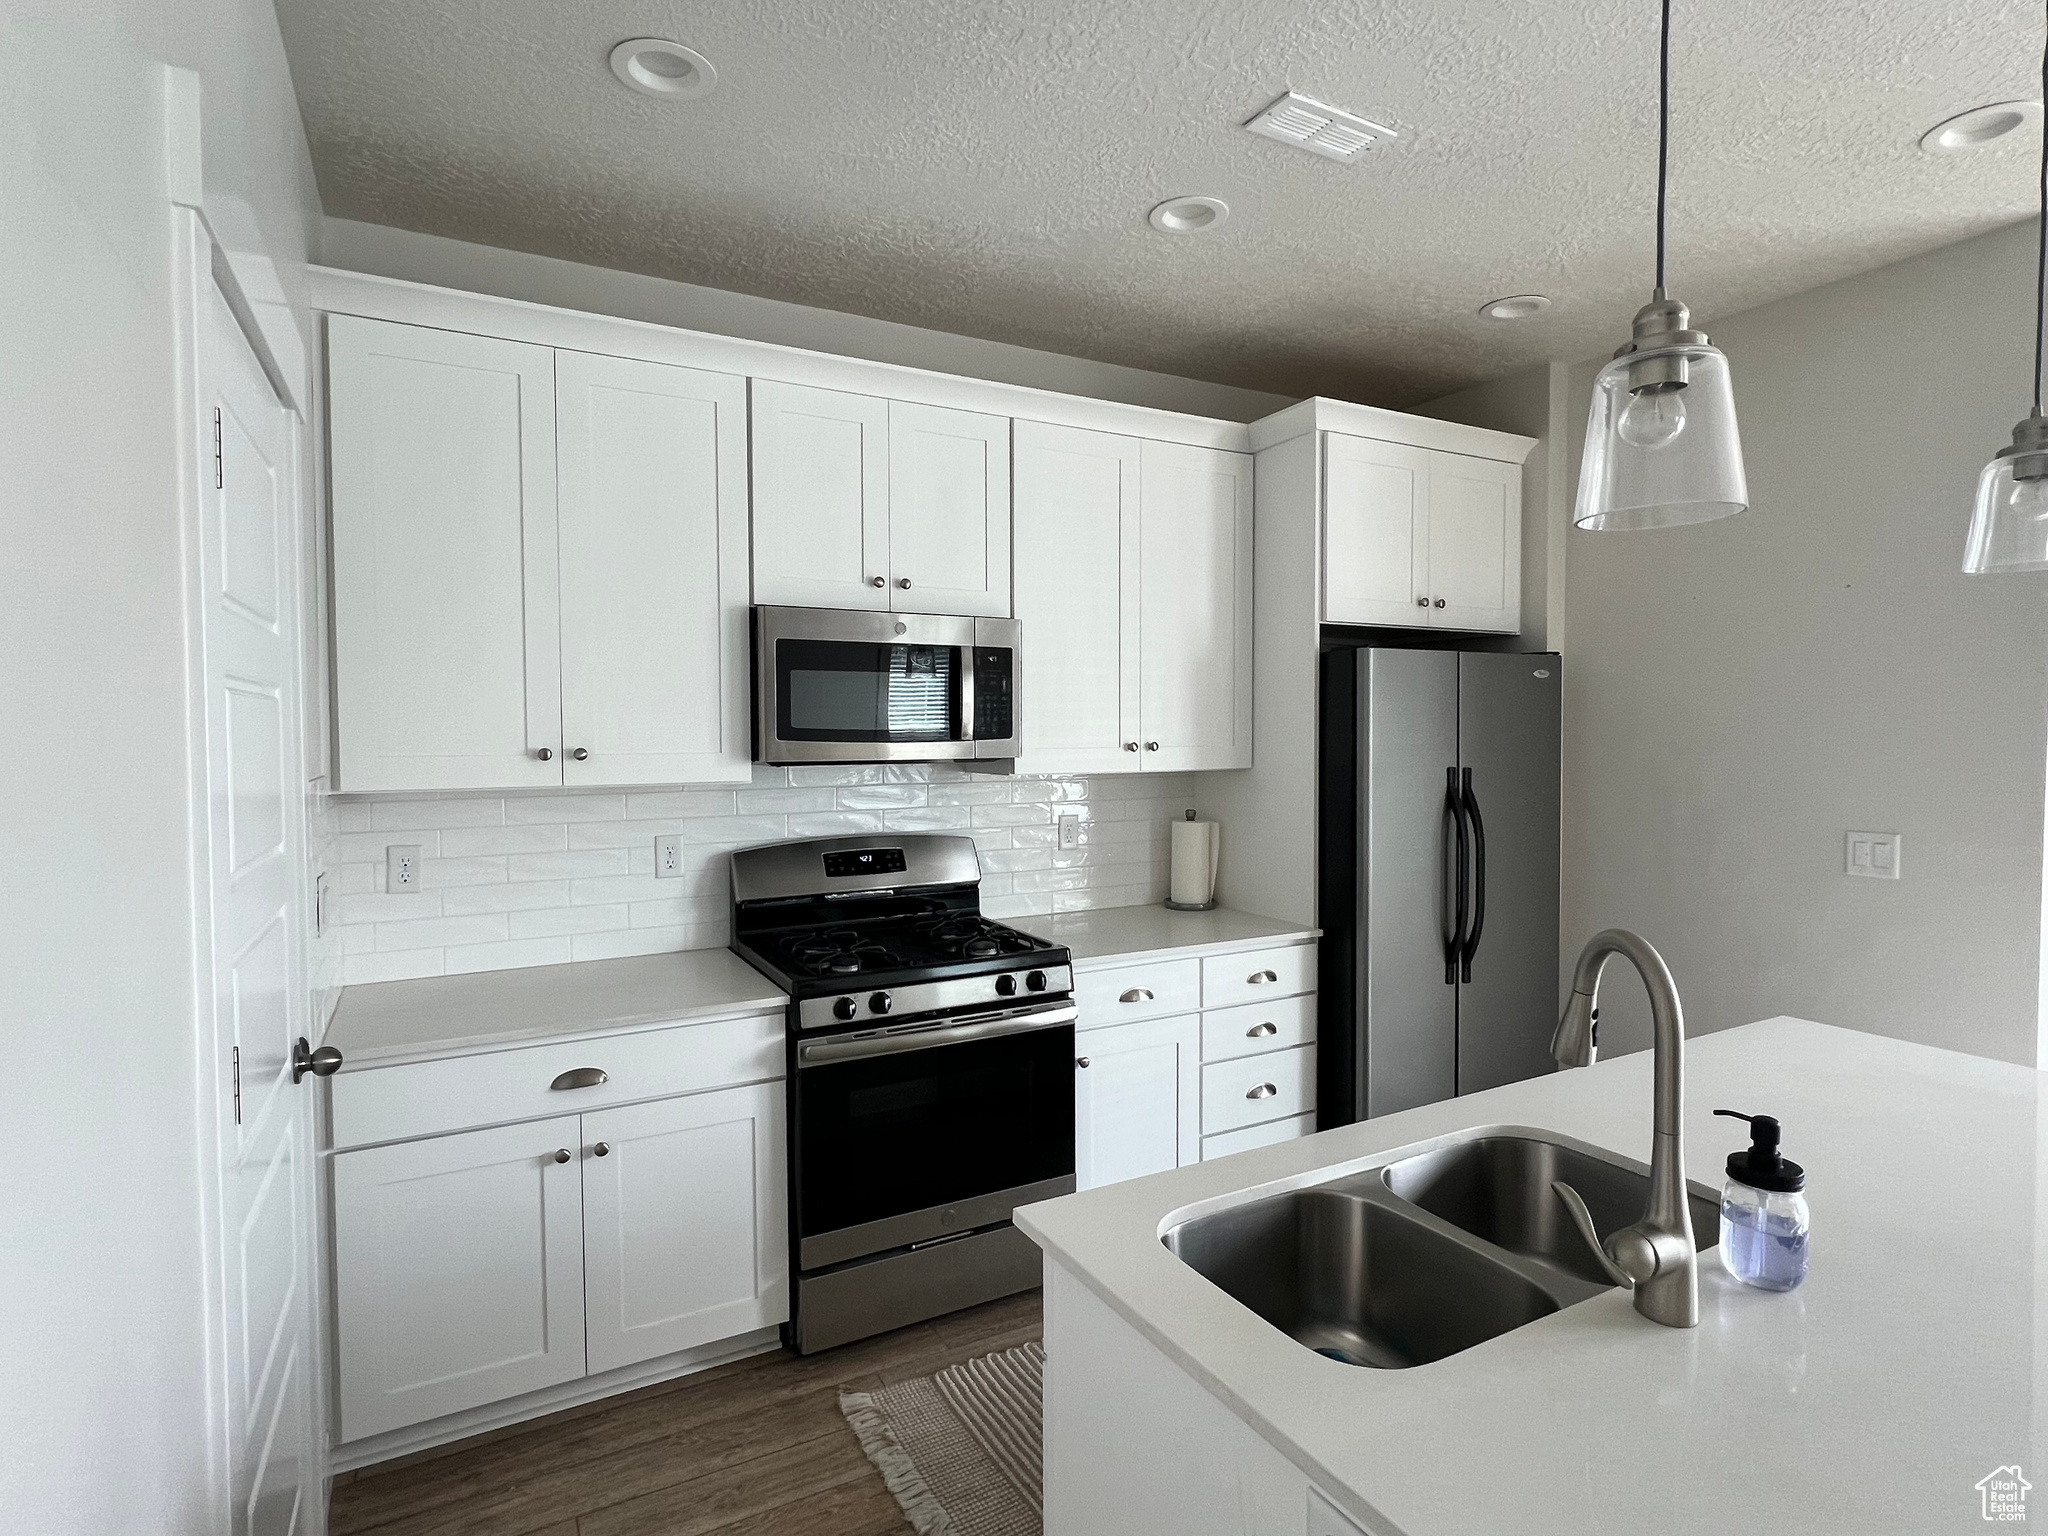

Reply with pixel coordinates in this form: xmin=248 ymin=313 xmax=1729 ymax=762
xmin=1479 ymin=294 xmax=1552 ymax=321
xmin=609 ymin=38 xmax=717 ymax=100
xmin=1148 ymin=196 xmax=1230 ymax=235
xmin=1920 ymin=99 xmax=2041 ymax=154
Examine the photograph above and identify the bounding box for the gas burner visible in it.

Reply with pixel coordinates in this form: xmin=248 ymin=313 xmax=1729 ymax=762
xmin=911 ymin=914 xmax=1046 ymax=962
xmin=784 ymin=928 xmax=897 ymax=977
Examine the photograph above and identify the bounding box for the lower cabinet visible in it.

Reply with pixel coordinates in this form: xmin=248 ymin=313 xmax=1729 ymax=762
xmin=1075 ymin=1014 xmax=1201 ymax=1191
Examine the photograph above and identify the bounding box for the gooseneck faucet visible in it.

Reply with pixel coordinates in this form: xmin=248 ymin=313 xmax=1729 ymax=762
xmin=1548 ymin=929 xmax=1698 ymax=1329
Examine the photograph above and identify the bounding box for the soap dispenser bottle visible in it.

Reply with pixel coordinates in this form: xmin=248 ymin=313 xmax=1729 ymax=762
xmin=1713 ymin=1109 xmax=1809 ymax=1292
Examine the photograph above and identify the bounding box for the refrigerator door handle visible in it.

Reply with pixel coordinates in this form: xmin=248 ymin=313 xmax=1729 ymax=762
xmin=1443 ymin=766 xmax=1468 ymax=983
xmin=1460 ymin=766 xmax=1488 ymax=981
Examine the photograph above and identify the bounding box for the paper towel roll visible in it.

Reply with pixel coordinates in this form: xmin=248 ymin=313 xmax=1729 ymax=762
xmin=1169 ymin=818 xmax=1220 ymax=907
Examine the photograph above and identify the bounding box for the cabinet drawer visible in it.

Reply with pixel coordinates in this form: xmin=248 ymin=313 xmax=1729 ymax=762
xmin=1201 ymin=1112 xmax=1314 ymax=1162
xmin=1200 ymin=995 xmax=1316 ymax=1063
xmin=1201 ymin=944 xmax=1315 ymax=1008
xmin=1076 ymin=959 xmax=1201 ymax=1028
xmin=330 ymin=1010 xmax=784 ymax=1149
xmin=1200 ymin=1045 xmax=1315 ymax=1137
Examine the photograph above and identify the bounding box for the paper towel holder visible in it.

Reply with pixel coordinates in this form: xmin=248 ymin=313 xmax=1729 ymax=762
xmin=1164 ymin=808 xmax=1220 ymax=912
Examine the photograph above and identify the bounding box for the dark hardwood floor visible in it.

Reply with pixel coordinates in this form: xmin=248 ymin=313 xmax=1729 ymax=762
xmin=328 ymin=1289 xmax=1043 ymax=1536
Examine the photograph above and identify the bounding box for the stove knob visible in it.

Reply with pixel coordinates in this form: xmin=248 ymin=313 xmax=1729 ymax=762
xmin=1025 ymin=971 xmax=1048 ymax=992
xmin=869 ymin=992 xmax=893 ymax=1015
xmin=833 ymin=997 xmax=859 ymax=1021
xmin=995 ymin=973 xmax=1019 ymax=997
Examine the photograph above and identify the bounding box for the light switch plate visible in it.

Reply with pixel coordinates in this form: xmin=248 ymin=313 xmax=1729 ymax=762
xmin=1846 ymin=831 xmax=1901 ymax=880
xmin=1058 ymin=814 xmax=1082 ymax=850
xmin=387 ymin=844 xmax=420 ymax=891
xmin=655 ymin=834 xmax=683 ymax=879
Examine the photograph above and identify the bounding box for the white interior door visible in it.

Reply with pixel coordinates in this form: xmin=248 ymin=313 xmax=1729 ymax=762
xmin=887 ymin=401 xmax=1011 ymax=616
xmin=327 ymin=316 xmax=562 ymax=791
xmin=332 ymin=1117 xmax=587 ymax=1440
xmin=1013 ymin=421 xmax=1141 ymax=773
xmin=751 ymin=379 xmax=890 ymax=610
xmin=197 ymin=280 xmax=319 ymax=1536
xmin=1322 ymin=434 xmax=1431 ymax=626
xmin=1425 ymin=452 xmax=1522 ymax=634
xmin=1137 ymin=442 xmax=1253 ymax=772
xmin=581 ymin=1084 xmax=789 ymax=1375
xmin=1075 ymin=1015 xmax=1200 ymax=1191
xmin=556 ymin=353 xmax=752 ymax=785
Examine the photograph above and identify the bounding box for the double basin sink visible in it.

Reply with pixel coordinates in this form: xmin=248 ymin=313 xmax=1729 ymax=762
xmin=1163 ymin=1130 xmax=1719 ymax=1369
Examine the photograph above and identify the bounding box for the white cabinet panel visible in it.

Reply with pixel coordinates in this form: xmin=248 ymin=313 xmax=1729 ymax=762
xmin=1201 ymin=1112 xmax=1314 ymax=1162
xmin=751 ymin=380 xmax=890 ymax=610
xmin=1138 ymin=442 xmax=1254 ymax=771
xmin=556 ymin=353 xmax=751 ymax=785
xmin=328 ymin=316 xmax=561 ymax=791
xmin=1427 ymin=452 xmax=1521 ymax=634
xmin=1199 ymin=995 xmax=1316 ymax=1063
xmin=1075 ymin=1013 xmax=1200 ymax=1191
xmin=582 ymin=1083 xmax=789 ymax=1374
xmin=888 ymin=402 xmax=1011 ymax=617
xmin=1323 ymin=435 xmax=1429 ymax=627
xmin=1075 ymin=958 xmax=1202 ymax=1026
xmin=1200 ymin=944 xmax=1317 ymax=1009
xmin=333 ymin=1117 xmax=586 ymax=1439
xmin=1201 ymin=1044 xmax=1316 ymax=1137
xmin=1013 ymin=422 xmax=1141 ymax=773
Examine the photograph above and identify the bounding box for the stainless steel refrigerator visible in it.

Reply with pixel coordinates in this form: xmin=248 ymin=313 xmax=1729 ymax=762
xmin=1318 ymin=647 xmax=1561 ymax=1124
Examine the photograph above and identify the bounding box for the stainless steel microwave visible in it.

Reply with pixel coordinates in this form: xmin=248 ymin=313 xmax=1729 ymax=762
xmin=752 ymin=606 xmax=1021 ymax=765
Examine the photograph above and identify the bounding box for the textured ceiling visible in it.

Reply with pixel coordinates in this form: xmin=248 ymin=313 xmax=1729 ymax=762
xmin=276 ymin=0 xmax=2044 ymax=405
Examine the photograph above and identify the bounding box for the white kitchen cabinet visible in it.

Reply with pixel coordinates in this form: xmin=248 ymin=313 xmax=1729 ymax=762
xmin=1322 ymin=432 xmax=1521 ymax=635
xmin=1075 ymin=1013 xmax=1201 ymax=1191
xmin=751 ymin=381 xmax=1011 ymax=616
xmin=554 ymin=352 xmax=751 ymax=786
xmin=582 ymin=1083 xmax=788 ymax=1375
xmin=1139 ymin=442 xmax=1254 ymax=771
xmin=332 ymin=1116 xmax=587 ymax=1441
xmin=328 ymin=315 xmax=562 ymax=792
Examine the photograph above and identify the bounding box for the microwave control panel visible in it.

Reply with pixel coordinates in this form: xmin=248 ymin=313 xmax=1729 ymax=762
xmin=972 ymin=648 xmax=1013 ymax=741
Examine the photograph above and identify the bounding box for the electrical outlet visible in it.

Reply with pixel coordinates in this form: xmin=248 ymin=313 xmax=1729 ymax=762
xmin=655 ymin=835 xmax=683 ymax=879
xmin=314 ymin=872 xmax=329 ymax=937
xmin=1846 ymin=831 xmax=1901 ymax=880
xmin=387 ymin=844 xmax=421 ymax=891
xmin=1058 ymin=813 xmax=1082 ymax=850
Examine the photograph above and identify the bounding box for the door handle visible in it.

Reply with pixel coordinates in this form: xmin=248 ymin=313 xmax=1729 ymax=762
xmin=1076 ymin=1056 xmax=1090 ymax=1068
xmin=1444 ymin=766 xmax=1468 ymax=984
xmin=1119 ymin=987 xmax=1154 ymax=1003
xmin=1460 ymin=767 xmax=1487 ymax=982
xmin=550 ymin=1067 xmax=609 ymax=1090
xmin=1246 ymin=1083 xmax=1278 ymax=1100
xmin=291 ymin=1037 xmax=342 ymax=1084
xmin=592 ymin=1142 xmax=611 ymax=1157
xmin=552 ymin=1149 xmax=571 ymax=1164
xmin=1246 ymin=1021 xmax=1278 ymax=1038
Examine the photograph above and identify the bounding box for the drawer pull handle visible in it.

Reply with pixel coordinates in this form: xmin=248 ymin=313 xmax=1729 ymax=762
xmin=1119 ymin=987 xmax=1154 ymax=1003
xmin=1246 ymin=1083 xmax=1278 ymax=1100
xmin=1247 ymin=970 xmax=1279 ymax=985
xmin=1246 ymin=1021 xmax=1278 ymax=1038
xmin=550 ymin=1067 xmax=609 ymax=1091
xmin=552 ymin=1148 xmax=571 ymax=1164
xmin=1076 ymin=1057 xmax=1090 ymax=1068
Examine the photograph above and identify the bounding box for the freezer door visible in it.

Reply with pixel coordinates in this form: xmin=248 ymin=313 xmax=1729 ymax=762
xmin=1361 ymin=649 xmax=1459 ymax=1117
xmin=1455 ymin=652 xmax=1562 ymax=1095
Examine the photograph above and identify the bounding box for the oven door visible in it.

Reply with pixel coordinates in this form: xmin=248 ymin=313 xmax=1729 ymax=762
xmin=792 ymin=1001 xmax=1076 ymax=1270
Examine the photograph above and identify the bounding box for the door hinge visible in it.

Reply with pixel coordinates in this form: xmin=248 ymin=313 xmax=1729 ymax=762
xmin=212 ymin=407 xmax=223 ymax=490
xmin=231 ymin=1046 xmax=242 ymax=1125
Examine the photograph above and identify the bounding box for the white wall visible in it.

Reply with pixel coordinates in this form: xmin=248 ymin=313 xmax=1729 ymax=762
xmin=320 ymin=218 xmax=1295 ymax=423
xmin=1561 ymin=222 xmax=2048 ymax=1067
xmin=0 ymin=4 xmax=318 ymax=1532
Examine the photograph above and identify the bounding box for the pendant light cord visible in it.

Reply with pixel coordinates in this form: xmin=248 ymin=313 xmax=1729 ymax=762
xmin=2035 ymin=0 xmax=2046 ymax=415
xmin=1655 ymin=0 xmax=1672 ymax=292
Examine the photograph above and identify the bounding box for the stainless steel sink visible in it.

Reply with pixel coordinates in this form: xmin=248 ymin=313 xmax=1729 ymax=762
xmin=1162 ymin=1129 xmax=1720 ymax=1368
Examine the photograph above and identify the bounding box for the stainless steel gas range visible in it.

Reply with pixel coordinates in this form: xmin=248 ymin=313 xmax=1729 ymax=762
xmin=728 ymin=834 xmax=1075 ymax=1354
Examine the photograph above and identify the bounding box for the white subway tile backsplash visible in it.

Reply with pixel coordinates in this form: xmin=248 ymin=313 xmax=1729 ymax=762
xmin=510 ymin=904 xmax=631 ymax=939
xmin=368 ymin=798 xmax=505 ymax=831
xmin=505 ymin=849 xmax=631 ymax=881
xmin=440 ymin=880 xmax=574 ymax=915
xmin=505 ymin=793 xmax=627 ymax=824
xmin=374 ymin=913 xmax=511 ymax=951
xmin=444 ymin=937 xmax=574 ymax=975
xmin=438 ymin=824 xmax=569 ymax=857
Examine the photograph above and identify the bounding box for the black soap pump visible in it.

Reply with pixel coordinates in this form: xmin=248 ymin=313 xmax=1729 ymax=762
xmin=1712 ymin=1109 xmax=1809 ymax=1291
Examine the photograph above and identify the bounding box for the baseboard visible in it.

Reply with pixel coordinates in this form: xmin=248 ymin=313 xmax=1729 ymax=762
xmin=330 ymin=1326 xmax=783 ymax=1473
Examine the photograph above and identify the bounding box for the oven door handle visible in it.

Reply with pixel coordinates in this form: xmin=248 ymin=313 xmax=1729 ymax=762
xmin=796 ymin=1003 xmax=1078 ymax=1067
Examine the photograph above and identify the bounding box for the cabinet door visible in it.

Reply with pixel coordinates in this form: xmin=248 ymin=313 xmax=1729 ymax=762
xmin=1013 ymin=422 xmax=1141 ymax=773
xmin=332 ymin=1117 xmax=585 ymax=1441
xmin=1425 ymin=452 xmax=1522 ymax=634
xmin=556 ymin=353 xmax=751 ymax=786
xmin=328 ymin=316 xmax=562 ymax=791
xmin=1322 ymin=433 xmax=1430 ymax=627
xmin=888 ymin=402 xmax=1012 ymax=617
xmin=751 ymin=380 xmax=889 ymax=610
xmin=582 ymin=1083 xmax=789 ymax=1375
xmin=1137 ymin=442 xmax=1253 ymax=771
xmin=1075 ymin=1014 xmax=1200 ymax=1191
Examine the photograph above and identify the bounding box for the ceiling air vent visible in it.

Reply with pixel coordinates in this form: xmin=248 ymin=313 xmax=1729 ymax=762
xmin=1243 ymin=91 xmax=1398 ymax=163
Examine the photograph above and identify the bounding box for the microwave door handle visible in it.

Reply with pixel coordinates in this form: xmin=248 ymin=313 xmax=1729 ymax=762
xmin=797 ymin=1003 xmax=1077 ymax=1067
xmin=959 ymin=642 xmax=975 ymax=743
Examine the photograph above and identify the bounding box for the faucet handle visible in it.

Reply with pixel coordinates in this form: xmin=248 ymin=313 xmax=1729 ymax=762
xmin=1550 ymin=1181 xmax=1648 ymax=1288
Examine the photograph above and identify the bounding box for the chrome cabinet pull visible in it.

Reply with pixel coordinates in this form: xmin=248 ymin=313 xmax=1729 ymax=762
xmin=869 ymin=575 xmax=886 ymax=588
xmin=1416 ymin=596 xmax=1429 ymax=608
xmin=1076 ymin=1057 xmax=1090 ymax=1068
xmin=897 ymin=577 xmax=912 ymax=589
xmin=1247 ymin=969 xmax=1279 ymax=985
xmin=550 ymin=1067 xmax=609 ymax=1091
xmin=1246 ymin=1021 xmax=1278 ymax=1038
xmin=1123 ymin=742 xmax=1139 ymax=752
xmin=1145 ymin=741 xmax=1159 ymax=751
xmin=1246 ymin=1083 xmax=1278 ymax=1100
xmin=291 ymin=1037 xmax=342 ymax=1084
xmin=552 ymin=1148 xmax=571 ymax=1164
xmin=570 ymin=747 xmax=589 ymax=761
xmin=1434 ymin=598 xmax=1446 ymax=608
xmin=1119 ymin=987 xmax=1154 ymax=1003
xmin=592 ymin=1142 xmax=611 ymax=1157
xmin=535 ymin=747 xmax=554 ymax=761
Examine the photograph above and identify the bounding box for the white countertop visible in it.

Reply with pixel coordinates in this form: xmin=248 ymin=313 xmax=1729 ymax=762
xmin=1017 ymin=1017 xmax=2045 ymax=1536
xmin=1017 ymin=904 xmax=1315 ymax=968
xmin=324 ymin=949 xmax=788 ymax=1067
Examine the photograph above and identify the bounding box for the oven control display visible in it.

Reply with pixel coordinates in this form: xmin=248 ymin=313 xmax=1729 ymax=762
xmin=822 ymin=848 xmax=907 ymax=878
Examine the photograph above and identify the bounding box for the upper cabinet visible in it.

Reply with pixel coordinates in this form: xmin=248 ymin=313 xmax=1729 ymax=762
xmin=1322 ymin=432 xmax=1522 ymax=634
xmin=1013 ymin=423 xmax=1252 ymax=774
xmin=328 ymin=317 xmax=751 ymax=792
xmin=751 ymin=381 xmax=1011 ymax=617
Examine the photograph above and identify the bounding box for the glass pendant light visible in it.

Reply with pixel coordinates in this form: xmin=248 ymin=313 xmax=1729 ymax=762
xmin=1575 ymin=0 xmax=1748 ymax=531
xmin=1963 ymin=1 xmax=2048 ymax=573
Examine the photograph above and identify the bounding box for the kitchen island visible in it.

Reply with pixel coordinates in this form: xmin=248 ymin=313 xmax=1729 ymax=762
xmin=1016 ymin=1017 xmax=2044 ymax=1536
